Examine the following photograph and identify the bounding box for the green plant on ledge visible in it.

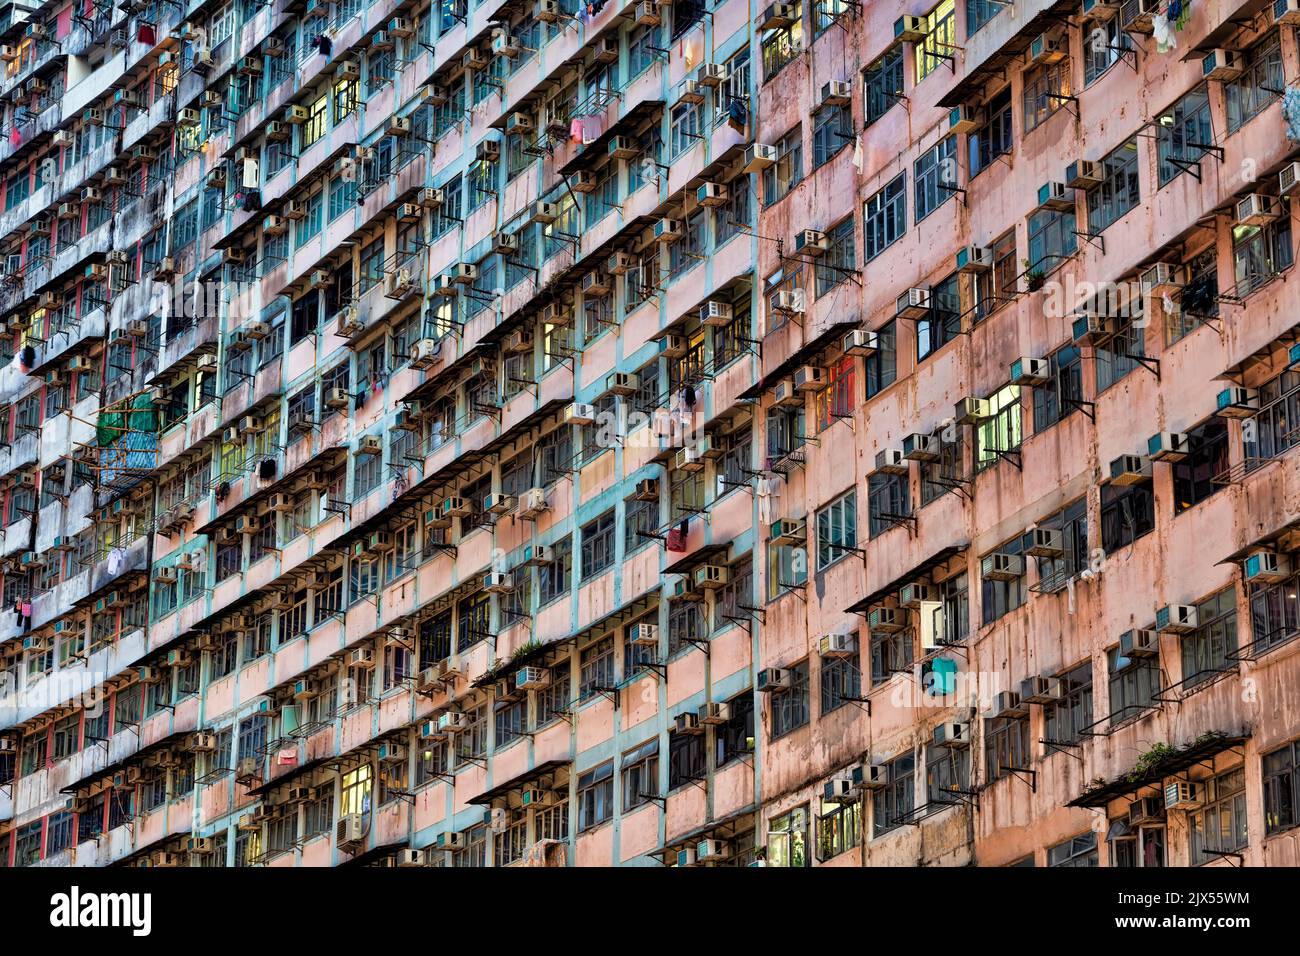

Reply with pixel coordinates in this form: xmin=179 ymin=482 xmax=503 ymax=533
xmin=1023 ymin=258 xmax=1047 ymax=292
xmin=1127 ymin=742 xmax=1178 ymax=782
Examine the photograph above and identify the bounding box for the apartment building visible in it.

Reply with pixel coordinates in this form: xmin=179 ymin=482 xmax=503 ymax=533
xmin=0 ymin=0 xmax=1297 ymax=870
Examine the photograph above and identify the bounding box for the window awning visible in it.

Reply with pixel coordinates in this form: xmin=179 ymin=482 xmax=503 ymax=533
xmin=646 ymin=804 xmax=757 ymax=863
xmin=59 ymin=729 xmax=193 ymax=796
xmin=467 ymin=758 xmax=571 ymax=806
xmin=935 ymin=0 xmax=1078 ymax=109
xmin=1066 ymin=731 xmax=1248 ymax=808
xmin=739 ymin=320 xmax=861 ymax=401
xmin=338 ymin=839 xmax=410 ymax=867
xmin=845 ymin=543 xmax=968 ymax=615
xmin=557 ymin=99 xmax=665 ymax=178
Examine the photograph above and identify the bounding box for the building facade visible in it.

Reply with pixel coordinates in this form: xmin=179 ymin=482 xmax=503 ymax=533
xmin=0 ymin=0 xmax=1298 ymax=868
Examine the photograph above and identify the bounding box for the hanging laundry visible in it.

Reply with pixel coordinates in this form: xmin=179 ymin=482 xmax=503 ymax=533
xmin=852 ymin=133 xmax=864 ymax=172
xmin=665 ymin=526 xmax=686 ymax=551
xmin=138 ymin=24 xmax=156 ymax=45
xmin=569 ymin=117 xmax=584 ymax=144
xmin=756 ymin=476 xmax=772 ymax=524
xmin=1151 ymin=12 xmax=1175 ymax=52
xmin=727 ymin=98 xmax=747 ymax=134
xmin=1284 ymin=87 xmax=1300 ymax=141
xmin=682 ymin=384 xmax=696 ymax=408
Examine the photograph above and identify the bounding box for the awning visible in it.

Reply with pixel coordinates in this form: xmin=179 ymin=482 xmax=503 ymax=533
xmin=647 ymin=804 xmax=757 ymax=862
xmin=739 ymin=320 xmax=860 ymax=400
xmin=244 ymin=754 xmax=334 ymax=797
xmin=1180 ymin=0 xmax=1272 ymax=58
xmin=664 ymin=542 xmax=731 ymax=576
xmin=1214 ymin=318 xmax=1300 ymax=385
xmin=59 ymin=730 xmax=193 ymax=796
xmin=935 ymin=0 xmax=1078 ymax=109
xmin=1066 ymin=732 xmax=1248 ymax=808
xmin=339 ymin=839 xmax=409 ymax=867
xmin=1218 ymin=518 xmax=1300 ymax=565
xmin=467 ymin=758 xmax=571 ymax=805
xmin=845 ymin=544 xmax=968 ymax=615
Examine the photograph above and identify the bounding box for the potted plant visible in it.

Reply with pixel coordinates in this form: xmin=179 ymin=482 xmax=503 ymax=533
xmin=1023 ymin=258 xmax=1046 ymax=292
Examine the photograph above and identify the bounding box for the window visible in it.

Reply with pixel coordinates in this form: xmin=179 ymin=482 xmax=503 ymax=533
xmin=578 ymin=636 xmax=614 ymax=700
xmin=976 ymin=384 xmax=1021 ymax=471
xmin=1087 ymin=139 xmax=1140 ymax=234
xmin=760 ymin=7 xmax=802 ymax=79
xmin=815 ymin=491 xmax=857 ymax=570
xmin=580 ymin=510 xmax=615 ymax=580
xmin=1107 ymin=643 xmax=1159 ymax=725
xmin=494 ymin=698 xmax=527 ymax=749
xmin=969 ymin=88 xmax=1012 ymax=177
xmin=761 ymin=126 xmax=803 ymax=205
xmin=1155 ymin=84 xmax=1212 ymax=187
xmin=576 ymin=762 xmax=614 ymax=831
xmin=867 ymin=472 xmax=909 ymax=538
xmin=815 ymin=798 xmax=861 ymax=861
xmin=1048 ymin=832 xmax=1098 ymax=866
xmin=538 ymin=536 xmax=571 ymax=605
xmin=967 ymin=0 xmax=1003 ymax=34
xmin=811 ymin=355 xmax=854 ymax=432
xmin=1026 ymin=208 xmax=1077 ymax=273
xmin=716 ymin=694 xmax=754 ymax=765
xmin=1180 ymin=588 xmax=1237 ymax=688
xmin=926 ymin=742 xmax=969 ymax=805
xmin=811 ymin=103 xmax=850 ymax=169
xmin=984 ymin=714 xmax=1029 ymax=783
xmin=863 ymin=173 xmax=906 ymax=260
xmin=976 ymin=230 xmax=1018 ymax=319
xmin=1034 ymin=499 xmax=1088 ymax=593
xmin=767 ymin=806 xmax=808 ymax=867
xmin=1100 ymin=479 xmax=1155 ymax=553
xmin=1022 ymin=56 xmax=1071 ymax=132
xmin=770 ymin=661 xmax=810 ymax=738
xmin=1264 ymin=741 xmax=1300 ymax=834
xmin=820 ymin=654 xmax=860 ymax=715
xmin=863 ymin=47 xmax=903 ymax=127
xmin=874 ymin=751 xmax=914 ymax=835
xmin=1043 ymin=663 xmax=1093 ymax=747
xmin=981 ymin=536 xmax=1027 ymax=624
xmin=621 ymin=739 xmax=659 ymax=810
xmin=669 ymin=101 xmax=701 ymax=157
xmin=815 ymin=218 xmax=855 ymax=298
xmin=1172 ymin=420 xmax=1229 ymax=513
xmin=1188 ymin=768 xmax=1247 ymax=862
xmin=1170 ymin=247 xmax=1220 ymax=342
xmin=913 ymin=136 xmax=956 ymax=222
xmin=1224 ymin=34 xmax=1283 ymax=133
xmin=915 ymin=0 xmax=954 ymax=83
xmin=1232 ymin=206 xmax=1293 ymax=297
xmin=668 ymin=729 xmax=706 ymax=788
xmin=1083 ymin=17 xmax=1128 ymax=86
xmin=1094 ymin=315 xmax=1145 ymax=393
xmin=1032 ymin=345 xmax=1083 ymax=432
xmin=869 ymin=625 xmax=912 ymax=686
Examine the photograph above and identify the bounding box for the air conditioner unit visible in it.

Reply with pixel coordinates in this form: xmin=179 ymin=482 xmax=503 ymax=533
xmin=868 ymin=607 xmax=904 ymax=632
xmin=572 ymin=170 xmax=598 ymax=193
xmin=954 ymin=245 xmax=992 ymax=273
xmin=518 ymin=489 xmax=548 ymax=521
xmin=741 ymin=143 xmax=778 ymax=173
xmin=1128 ymin=795 xmax=1164 ymax=825
xmin=981 ymin=552 xmax=1025 ymax=581
xmin=1072 ymin=312 xmax=1119 ymax=344
xmin=1236 ymin=193 xmax=1281 ymax=227
xmin=896 ymin=582 xmax=933 ymax=608
xmin=438 ymin=711 xmax=469 ymax=734
xmin=483 ymin=570 xmax=514 ymax=594
xmin=819 ymin=632 xmax=858 ymax=659
xmin=1276 ymin=0 xmax=1300 ymax=23
xmin=515 ymin=666 xmax=549 ymax=691
xmin=630 ymin=623 xmax=659 ymax=648
xmin=1147 ymin=431 xmax=1190 ymax=462
xmin=699 ymin=701 xmax=729 ymax=725
xmin=565 ymin=402 xmax=597 ymax=425
xmin=1020 ymin=675 xmax=1063 ymax=704
xmin=1155 ymin=604 xmax=1198 ymax=634
xmin=794 ymin=228 xmax=828 ymax=257
xmin=1024 ymin=526 xmax=1063 ymax=558
xmin=949 ymin=105 xmax=980 ymax=134
xmin=1065 ymin=159 xmax=1104 ymax=191
xmin=894 ymin=13 xmax=928 ymax=41
xmin=694 ymin=564 xmax=729 ymax=590
xmin=1108 ymin=454 xmax=1151 ymax=486
xmin=770 ymin=518 xmax=806 ymax=547
xmin=410 ymin=338 xmax=441 ymax=369
xmin=605 ymin=371 xmax=638 ymax=396
xmin=697 ymin=62 xmax=726 ymax=87
xmin=874 ymin=447 xmax=908 ymax=475
xmin=756 ymin=668 xmax=791 ymax=692
xmin=1027 ymin=33 xmax=1066 ymax=66
xmin=992 ymin=690 xmax=1026 ymax=718
xmin=1165 ymin=781 xmax=1201 ymax=810
xmin=900 ymin=433 xmax=938 ymax=462
xmin=436 ymin=830 xmax=465 ymax=849
xmin=1082 ymin=0 xmax=1121 ymax=18
xmin=1245 ymin=550 xmax=1290 ymax=583
xmin=793 ymin=365 xmax=825 ymax=392
xmin=896 ymin=287 xmax=931 ymax=319
xmin=842 ymin=329 xmax=878 ymax=356
xmin=337 ymin=813 xmax=364 ymax=845
xmin=1216 ymin=386 xmax=1259 ymax=419
xmin=476 ymin=139 xmax=501 ymax=163
xmin=536 ymin=0 xmax=561 ymax=20
xmin=1010 ymin=356 xmax=1050 ymax=386
xmin=954 ymin=396 xmax=989 ymax=424
xmin=1036 ymin=180 xmax=1074 ymax=213
xmin=1202 ymin=48 xmax=1244 ymax=81
xmin=757 ymin=1 xmax=796 ymax=28
xmin=933 ymin=721 xmax=970 ymax=748
xmin=582 ymin=270 xmax=611 ymax=295
xmin=772 ymin=289 xmax=804 ymax=314
xmin=348 ymin=646 xmax=376 ymax=669
xmin=696 ymin=182 xmax=727 ymax=208
xmin=675 ymin=711 xmax=703 ymax=735
xmin=520 ymin=787 xmax=553 ymax=809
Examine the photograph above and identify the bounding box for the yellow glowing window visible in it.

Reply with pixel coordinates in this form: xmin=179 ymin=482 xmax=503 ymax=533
xmin=916 ymin=0 xmax=955 ymax=84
